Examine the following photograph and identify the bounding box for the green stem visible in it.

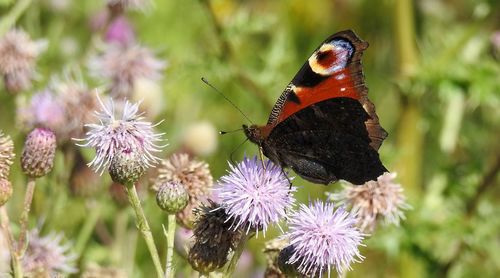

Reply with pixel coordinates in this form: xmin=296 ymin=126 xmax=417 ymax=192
xmin=0 ymin=206 xmax=22 ymax=278
xmin=74 ymin=200 xmax=102 ymax=255
xmin=164 ymin=215 xmax=176 ymax=278
xmin=125 ymin=184 xmax=164 ymax=278
xmin=224 ymin=233 xmax=249 ymax=278
xmin=17 ymin=177 xmax=36 ymax=255
xmin=0 ymin=0 xmax=33 ymax=37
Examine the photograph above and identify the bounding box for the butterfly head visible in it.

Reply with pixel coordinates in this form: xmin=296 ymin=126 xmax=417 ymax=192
xmin=243 ymin=124 xmax=265 ymax=145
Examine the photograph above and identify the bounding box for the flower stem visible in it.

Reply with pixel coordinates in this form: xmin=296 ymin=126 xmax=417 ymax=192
xmin=17 ymin=177 xmax=36 ymax=255
xmin=0 ymin=0 xmax=33 ymax=37
xmin=125 ymin=184 xmax=164 ymax=278
xmin=224 ymin=233 xmax=249 ymax=278
xmin=75 ymin=200 xmax=102 ymax=256
xmin=164 ymin=214 xmax=176 ymax=278
xmin=0 ymin=206 xmax=23 ymax=278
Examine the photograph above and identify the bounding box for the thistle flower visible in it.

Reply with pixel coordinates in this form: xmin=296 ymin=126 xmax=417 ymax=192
xmin=75 ymin=96 xmax=166 ymax=182
xmin=105 ymin=16 xmax=135 ymax=46
xmin=153 ymin=153 xmax=212 ymax=228
xmin=0 ymin=29 xmax=47 ymax=93
xmin=156 ymin=181 xmax=189 ymax=214
xmin=21 ymin=128 xmax=57 ymax=178
xmin=216 ymin=156 xmax=295 ymax=236
xmin=0 ymin=131 xmax=15 ymax=179
xmin=22 ymin=229 xmax=77 ymax=276
xmin=88 ymin=43 xmax=166 ymax=97
xmin=17 ymin=89 xmax=65 ymax=134
xmin=281 ymin=201 xmax=364 ymax=277
xmin=17 ymin=75 xmax=98 ymax=142
xmin=329 ymin=172 xmax=410 ymax=232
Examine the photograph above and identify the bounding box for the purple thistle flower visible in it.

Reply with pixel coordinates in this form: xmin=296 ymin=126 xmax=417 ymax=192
xmin=283 ymin=201 xmax=364 ymax=277
xmin=75 ymin=95 xmax=166 ymax=175
xmin=216 ymin=156 xmax=295 ymax=237
xmin=105 ymin=16 xmax=136 ymax=46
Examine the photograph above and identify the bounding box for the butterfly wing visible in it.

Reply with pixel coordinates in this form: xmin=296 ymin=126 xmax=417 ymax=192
xmin=262 ymin=97 xmax=387 ymax=185
xmin=266 ymin=30 xmax=387 ymax=150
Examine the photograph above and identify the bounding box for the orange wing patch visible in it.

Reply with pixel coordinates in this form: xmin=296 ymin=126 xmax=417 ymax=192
xmin=276 ymin=69 xmax=360 ymax=123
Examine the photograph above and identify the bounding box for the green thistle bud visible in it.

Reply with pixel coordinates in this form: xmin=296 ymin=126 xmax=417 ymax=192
xmin=156 ymin=181 xmax=188 ymax=214
xmin=21 ymin=128 xmax=56 ymax=178
xmin=0 ymin=178 xmax=13 ymax=206
xmin=108 ymin=148 xmax=147 ymax=186
xmin=0 ymin=131 xmax=15 ymax=179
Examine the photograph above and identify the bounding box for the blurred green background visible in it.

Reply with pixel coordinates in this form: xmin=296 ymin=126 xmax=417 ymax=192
xmin=1 ymin=0 xmax=499 ymax=277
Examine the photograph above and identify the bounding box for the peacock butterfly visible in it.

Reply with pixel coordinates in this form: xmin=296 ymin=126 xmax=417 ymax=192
xmin=243 ymin=30 xmax=388 ymax=185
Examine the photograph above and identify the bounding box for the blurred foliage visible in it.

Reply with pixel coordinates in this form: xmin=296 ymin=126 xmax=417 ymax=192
xmin=0 ymin=0 xmax=499 ymax=277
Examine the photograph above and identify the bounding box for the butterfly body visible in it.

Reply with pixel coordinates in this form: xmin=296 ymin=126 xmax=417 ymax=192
xmin=243 ymin=30 xmax=387 ymax=185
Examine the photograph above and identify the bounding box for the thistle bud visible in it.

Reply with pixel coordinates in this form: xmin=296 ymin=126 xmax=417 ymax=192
xmin=0 ymin=132 xmax=15 ymax=179
xmin=21 ymin=128 xmax=56 ymax=178
xmin=108 ymin=148 xmax=147 ymax=186
xmin=156 ymin=181 xmax=188 ymax=214
xmin=0 ymin=179 xmax=13 ymax=206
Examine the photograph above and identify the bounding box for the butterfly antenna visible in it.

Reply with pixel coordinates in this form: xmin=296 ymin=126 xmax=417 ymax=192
xmin=201 ymin=77 xmax=254 ymax=125
xmin=229 ymin=138 xmax=249 ymax=166
xmin=219 ymin=128 xmax=243 ymax=135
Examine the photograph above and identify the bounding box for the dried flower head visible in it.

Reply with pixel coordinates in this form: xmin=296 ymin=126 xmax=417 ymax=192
xmin=188 ymin=201 xmax=241 ymax=274
xmin=192 ymin=201 xmax=240 ymax=253
xmin=107 ymin=0 xmax=152 ymax=11
xmin=105 ymin=16 xmax=135 ymax=46
xmin=156 ymin=181 xmax=189 ymax=214
xmin=216 ymin=156 xmax=295 ymax=236
xmin=21 ymin=128 xmax=57 ymax=178
xmin=0 ymin=29 xmax=46 ymax=92
xmin=329 ymin=172 xmax=411 ymax=232
xmin=75 ymin=96 xmax=166 ymax=180
xmin=22 ymin=229 xmax=77 ymax=276
xmin=0 ymin=179 xmax=13 ymax=206
xmin=0 ymin=131 xmax=15 ymax=179
xmin=282 ymin=201 xmax=364 ymax=277
xmin=88 ymin=43 xmax=166 ymax=97
xmin=153 ymin=153 xmax=212 ymax=228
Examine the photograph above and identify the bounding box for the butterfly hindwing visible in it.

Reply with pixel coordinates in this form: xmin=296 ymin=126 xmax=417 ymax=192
xmin=262 ymin=97 xmax=387 ymax=185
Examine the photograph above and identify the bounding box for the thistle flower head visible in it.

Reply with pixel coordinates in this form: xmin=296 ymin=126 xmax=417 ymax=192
xmin=216 ymin=156 xmax=295 ymax=237
xmin=21 ymin=128 xmax=57 ymax=178
xmin=156 ymin=181 xmax=189 ymax=214
xmin=0 ymin=131 xmax=15 ymax=179
xmin=88 ymin=43 xmax=166 ymax=97
xmin=22 ymin=229 xmax=77 ymax=276
xmin=17 ymin=75 xmax=98 ymax=142
xmin=153 ymin=153 xmax=212 ymax=228
xmin=76 ymin=95 xmax=166 ymax=179
xmin=105 ymin=16 xmax=135 ymax=46
xmin=17 ymin=89 xmax=65 ymax=133
xmin=282 ymin=201 xmax=364 ymax=277
xmin=329 ymin=172 xmax=411 ymax=232
xmin=0 ymin=29 xmax=47 ymax=92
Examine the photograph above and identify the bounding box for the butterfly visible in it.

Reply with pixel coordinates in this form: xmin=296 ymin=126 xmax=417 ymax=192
xmin=243 ymin=30 xmax=388 ymax=185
